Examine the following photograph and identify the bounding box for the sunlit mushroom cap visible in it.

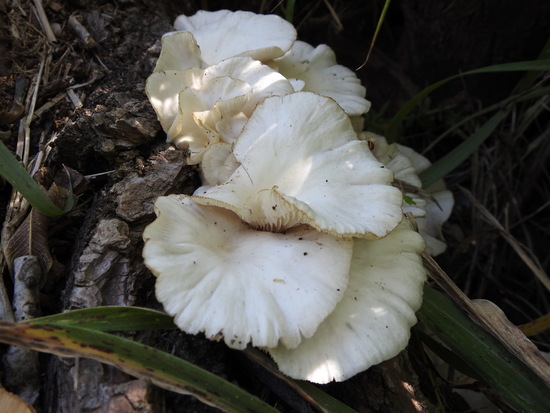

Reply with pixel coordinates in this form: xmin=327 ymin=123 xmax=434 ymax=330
xmin=146 ymin=69 xmax=202 ymax=135
xmin=142 ymin=195 xmax=353 ymax=350
xmin=267 ymin=218 xmax=426 ymax=383
xmin=199 ymin=142 xmax=240 ymax=187
xmin=174 ymin=10 xmax=297 ymax=65
xmin=146 ymin=56 xmax=294 ymax=163
xmin=154 ymin=31 xmax=203 ymax=72
xmin=274 ymin=41 xmax=371 ymax=116
xmin=194 ymin=92 xmax=403 ymax=238
xmin=204 ymin=57 xmax=295 ymax=117
xmin=170 ymin=75 xmax=251 ymax=163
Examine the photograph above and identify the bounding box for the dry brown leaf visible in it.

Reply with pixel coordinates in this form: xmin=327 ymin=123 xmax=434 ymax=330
xmin=3 ymin=208 xmax=52 ymax=275
xmin=460 ymin=187 xmax=550 ymax=292
xmin=3 ymin=173 xmax=73 ymax=275
xmin=519 ymin=313 xmax=550 ymax=336
xmin=472 ymin=299 xmax=550 ymax=387
xmin=424 ymin=253 xmax=550 ymax=388
xmin=0 ymin=387 xmax=36 ymax=413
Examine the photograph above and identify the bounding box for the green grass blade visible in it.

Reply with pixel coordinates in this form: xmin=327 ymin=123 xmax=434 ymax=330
xmin=386 ymin=59 xmax=550 ymax=141
xmin=421 ymin=86 xmax=550 ymax=154
xmin=28 ymin=306 xmax=177 ymax=331
xmin=0 ymin=141 xmax=66 ymax=217
xmin=285 ymin=0 xmax=295 ymax=23
xmin=295 ymin=381 xmax=358 ymax=413
xmin=357 ymin=0 xmax=392 ymax=70
xmin=513 ymin=36 xmax=550 ymax=93
xmin=419 ymin=109 xmax=509 ymax=187
xmin=418 ymin=286 xmax=550 ymax=413
xmin=0 ymin=320 xmax=278 ymax=412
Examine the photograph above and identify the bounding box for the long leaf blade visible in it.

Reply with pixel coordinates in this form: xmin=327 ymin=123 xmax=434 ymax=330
xmin=418 ymin=286 xmax=550 ymax=413
xmin=386 ymin=59 xmax=550 ymax=141
xmin=419 ymin=109 xmax=509 ymax=187
xmin=295 ymin=381 xmax=358 ymax=413
xmin=0 ymin=320 xmax=278 ymax=413
xmin=0 ymin=141 xmax=66 ymax=217
xmin=357 ymin=0 xmax=392 ymax=70
xmin=28 ymin=306 xmax=177 ymax=331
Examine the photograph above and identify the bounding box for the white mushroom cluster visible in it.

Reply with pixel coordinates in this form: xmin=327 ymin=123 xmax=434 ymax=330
xmin=143 ymin=10 xmax=453 ymax=384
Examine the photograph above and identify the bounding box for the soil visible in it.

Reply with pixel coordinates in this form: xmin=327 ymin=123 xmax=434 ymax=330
xmin=1 ymin=1 xmax=549 ymax=412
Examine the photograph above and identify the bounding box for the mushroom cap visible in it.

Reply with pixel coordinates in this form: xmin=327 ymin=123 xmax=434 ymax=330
xmin=154 ymin=31 xmax=203 ymax=72
xmin=361 ymin=132 xmax=454 ymax=256
xmin=193 ymin=57 xmax=295 ymax=148
xmin=194 ymin=92 xmax=403 ymax=238
xmin=364 ymin=133 xmax=421 ymax=188
xmin=171 ymin=75 xmax=251 ymax=163
xmin=274 ymin=41 xmax=371 ymax=116
xmin=204 ymin=57 xmax=295 ymax=117
xmin=199 ymin=142 xmax=240 ymax=187
xmin=394 ymin=141 xmax=454 ymax=256
xmin=267 ymin=219 xmax=427 ymax=383
xmin=416 ymin=190 xmax=454 ymax=256
xmin=146 ymin=68 xmax=203 ymax=134
xmin=142 ymin=195 xmax=353 ymax=350
xmin=174 ymin=10 xmax=297 ymax=65
xmin=361 ymin=132 xmax=427 ymax=217
xmin=146 ymin=57 xmax=295 ymax=163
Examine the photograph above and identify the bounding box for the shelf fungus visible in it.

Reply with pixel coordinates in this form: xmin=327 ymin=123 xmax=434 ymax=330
xmin=143 ymin=195 xmax=352 ymax=350
xmin=142 ymin=9 xmax=453 ymax=384
xmin=193 ymin=92 xmax=403 ymax=238
xmin=174 ymin=10 xmax=297 ymax=66
xmin=267 ymin=220 xmax=426 ymax=383
xmin=274 ymin=40 xmax=371 ymax=117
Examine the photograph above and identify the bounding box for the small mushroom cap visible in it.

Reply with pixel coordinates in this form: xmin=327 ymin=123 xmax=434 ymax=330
xmin=154 ymin=31 xmax=203 ymax=72
xmin=199 ymin=142 xmax=240 ymax=187
xmin=146 ymin=69 xmax=203 ymax=133
xmin=394 ymin=141 xmax=454 ymax=256
xmin=174 ymin=10 xmax=297 ymax=65
xmin=171 ymin=75 xmax=251 ymax=163
xmin=267 ymin=219 xmax=426 ymax=383
xmin=364 ymin=133 xmax=421 ymax=188
xmin=417 ymin=190 xmax=454 ymax=256
xmin=193 ymin=57 xmax=295 ymax=148
xmin=204 ymin=57 xmax=295 ymax=117
xmin=361 ymin=132 xmax=427 ymax=217
xmin=274 ymin=41 xmax=371 ymax=116
xmin=146 ymin=57 xmax=295 ymax=163
xmin=143 ymin=195 xmax=353 ymax=350
xmin=195 ymin=92 xmax=403 ymax=238
xmin=361 ymin=132 xmax=454 ymax=256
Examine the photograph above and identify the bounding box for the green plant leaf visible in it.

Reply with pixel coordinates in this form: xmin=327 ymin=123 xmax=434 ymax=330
xmin=513 ymin=37 xmax=550 ymax=93
xmin=421 ymin=86 xmax=550 ymax=155
xmin=0 ymin=320 xmax=278 ymax=413
xmin=386 ymin=59 xmax=550 ymax=141
xmin=415 ymin=329 xmax=481 ymax=381
xmin=285 ymin=0 xmax=296 ymax=23
xmin=28 ymin=306 xmax=177 ymax=331
xmin=357 ymin=0 xmax=392 ymax=70
xmin=0 ymin=141 xmax=68 ymax=217
xmin=418 ymin=286 xmax=550 ymax=413
xmin=295 ymin=381 xmax=358 ymax=413
xmin=419 ymin=109 xmax=509 ymax=187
